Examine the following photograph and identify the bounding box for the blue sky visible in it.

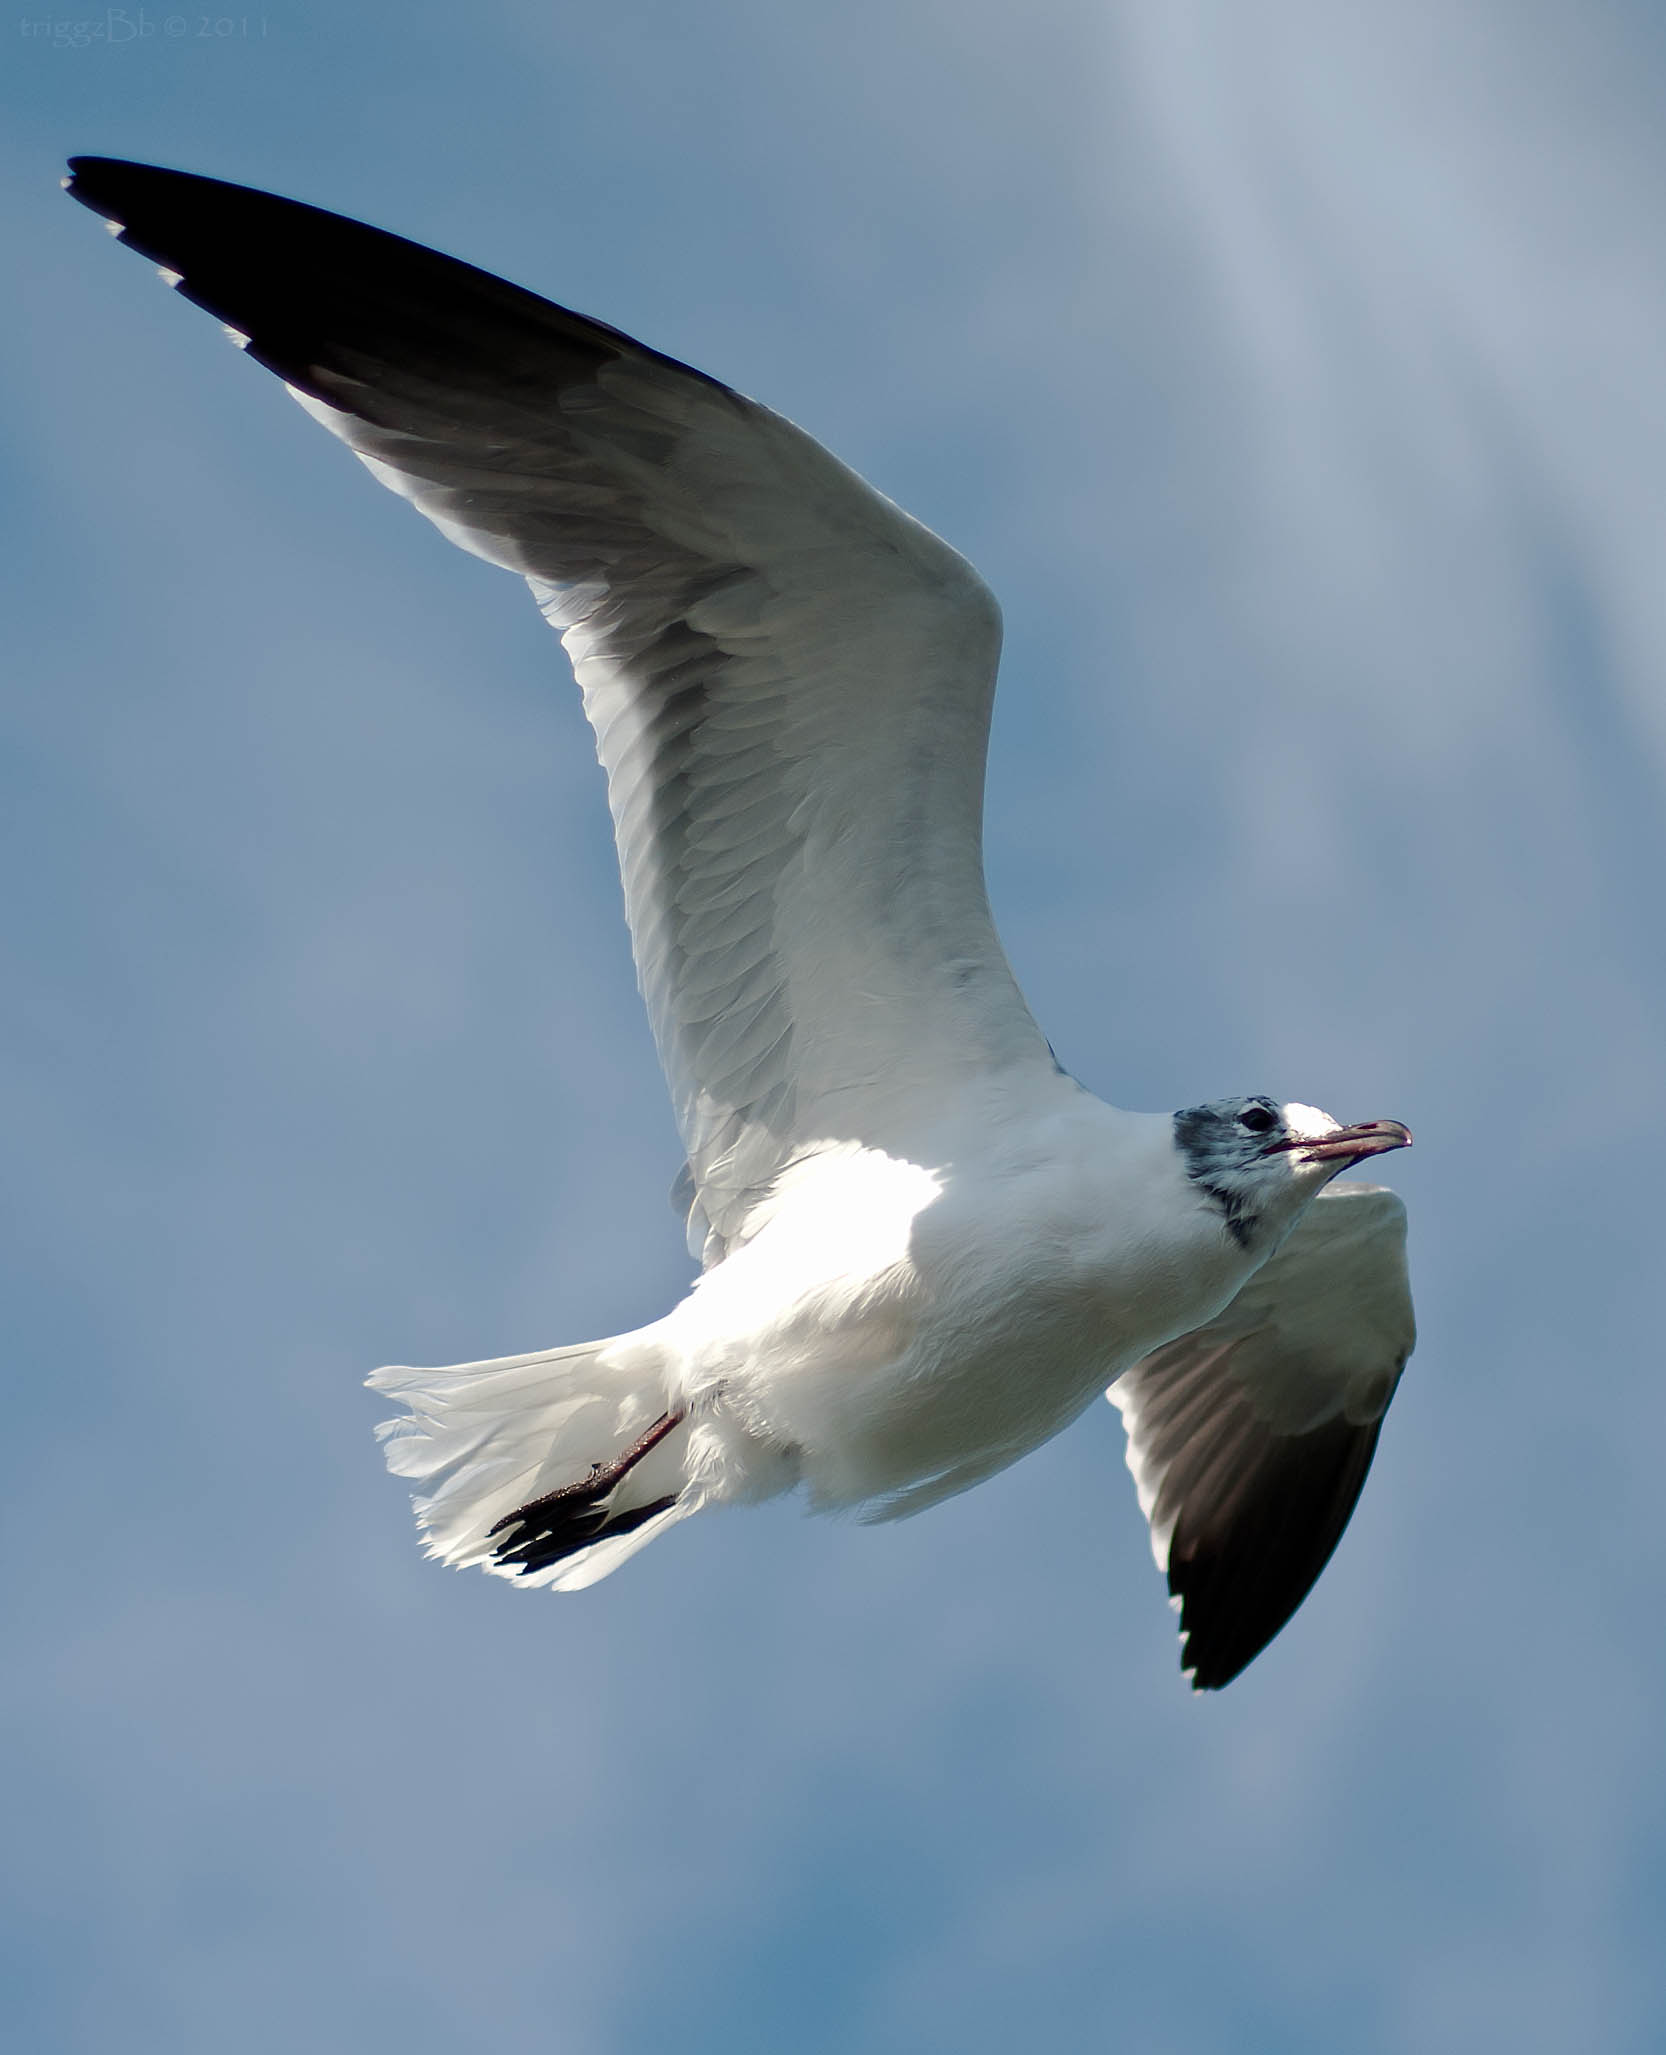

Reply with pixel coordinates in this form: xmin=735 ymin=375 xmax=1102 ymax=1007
xmin=5 ymin=3 xmax=1665 ymax=2050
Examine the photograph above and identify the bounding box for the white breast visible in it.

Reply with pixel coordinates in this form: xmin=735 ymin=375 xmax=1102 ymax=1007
xmin=658 ymin=1091 xmax=1257 ymax=1519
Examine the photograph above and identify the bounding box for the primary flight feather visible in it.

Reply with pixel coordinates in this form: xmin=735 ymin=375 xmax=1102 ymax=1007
xmin=66 ymin=157 xmax=1414 ymax=1689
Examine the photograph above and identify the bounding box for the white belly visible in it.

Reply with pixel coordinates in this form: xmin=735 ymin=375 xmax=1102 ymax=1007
xmin=662 ymin=1120 xmax=1255 ymax=1518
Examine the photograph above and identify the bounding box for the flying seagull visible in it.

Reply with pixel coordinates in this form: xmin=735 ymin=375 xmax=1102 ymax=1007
xmin=65 ymin=157 xmax=1415 ymax=1690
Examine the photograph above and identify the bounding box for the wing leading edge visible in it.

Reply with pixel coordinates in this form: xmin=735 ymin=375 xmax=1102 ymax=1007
xmin=65 ymin=157 xmax=1054 ymax=1259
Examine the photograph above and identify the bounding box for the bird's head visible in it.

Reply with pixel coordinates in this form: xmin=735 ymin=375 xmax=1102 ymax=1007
xmin=1173 ymin=1096 xmax=1411 ymax=1250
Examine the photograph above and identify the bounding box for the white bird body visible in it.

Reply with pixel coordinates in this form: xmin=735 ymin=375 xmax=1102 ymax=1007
xmin=68 ymin=157 xmax=1418 ymax=1687
xmin=669 ymin=1094 xmax=1234 ymax=1514
xmin=376 ymin=1080 xmax=1362 ymax=1600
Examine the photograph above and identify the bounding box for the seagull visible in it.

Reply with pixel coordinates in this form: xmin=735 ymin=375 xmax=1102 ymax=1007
xmin=66 ymin=157 xmax=1415 ymax=1690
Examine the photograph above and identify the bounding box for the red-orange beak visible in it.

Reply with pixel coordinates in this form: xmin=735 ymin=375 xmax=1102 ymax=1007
xmin=1272 ymin=1118 xmax=1412 ymax=1165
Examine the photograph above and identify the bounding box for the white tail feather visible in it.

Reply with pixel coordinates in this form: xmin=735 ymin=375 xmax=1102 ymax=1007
xmin=368 ymin=1328 xmax=692 ymax=1590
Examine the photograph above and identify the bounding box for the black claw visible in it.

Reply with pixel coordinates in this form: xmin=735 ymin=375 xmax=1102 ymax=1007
xmin=487 ymin=1410 xmax=685 ymax=1577
xmin=492 ymin=1493 xmax=679 ymax=1577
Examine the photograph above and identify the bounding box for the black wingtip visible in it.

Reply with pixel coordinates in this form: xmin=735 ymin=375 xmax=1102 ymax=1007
xmin=63 ymin=154 xmax=162 ymax=222
xmin=63 ymin=156 xmax=121 ymax=223
xmin=1167 ymin=1413 xmax=1387 ymax=1691
xmin=61 ymin=158 xmax=244 ymax=274
xmin=58 ymin=156 xmax=735 ymax=410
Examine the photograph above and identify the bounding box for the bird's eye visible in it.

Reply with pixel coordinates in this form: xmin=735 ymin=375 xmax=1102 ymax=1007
xmin=1238 ymin=1104 xmax=1278 ymax=1134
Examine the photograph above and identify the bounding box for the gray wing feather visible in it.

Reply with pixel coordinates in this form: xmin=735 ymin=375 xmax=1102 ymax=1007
xmin=1109 ymin=1182 xmax=1415 ymax=1689
xmin=66 ymin=159 xmax=1052 ymax=1257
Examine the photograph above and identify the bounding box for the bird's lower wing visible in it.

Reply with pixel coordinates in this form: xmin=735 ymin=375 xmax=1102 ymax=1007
xmin=1109 ymin=1182 xmax=1415 ymax=1689
xmin=66 ymin=159 xmax=1054 ymax=1258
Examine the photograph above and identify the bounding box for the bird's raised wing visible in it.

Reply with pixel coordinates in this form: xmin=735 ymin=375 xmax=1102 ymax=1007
xmin=65 ymin=159 xmax=1053 ymax=1259
xmin=1109 ymin=1181 xmax=1414 ymax=1689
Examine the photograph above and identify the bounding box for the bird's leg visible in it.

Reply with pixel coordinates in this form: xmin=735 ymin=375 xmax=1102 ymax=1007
xmin=487 ymin=1408 xmax=686 ymax=1575
xmin=514 ymin=1407 xmax=686 ymax=1516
